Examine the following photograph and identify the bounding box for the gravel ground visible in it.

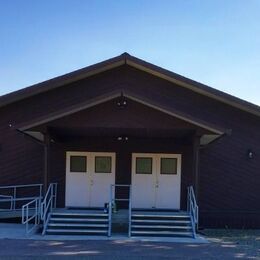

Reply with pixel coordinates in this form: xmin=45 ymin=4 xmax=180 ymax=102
xmin=0 ymin=230 xmax=258 ymax=259
xmin=203 ymin=229 xmax=260 ymax=258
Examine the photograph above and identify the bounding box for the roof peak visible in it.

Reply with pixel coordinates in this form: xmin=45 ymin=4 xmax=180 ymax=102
xmin=120 ymin=52 xmax=131 ymax=57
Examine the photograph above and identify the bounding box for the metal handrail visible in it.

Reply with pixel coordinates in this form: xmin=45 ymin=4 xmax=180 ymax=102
xmin=128 ymin=185 xmax=132 ymax=237
xmin=108 ymin=201 xmax=112 ymax=237
xmin=41 ymin=183 xmax=58 ymax=235
xmin=22 ymin=198 xmax=41 ymax=234
xmin=187 ymin=186 xmax=198 ymax=238
xmin=0 ymin=195 xmax=13 ymax=210
xmin=109 ymin=184 xmax=132 ymax=237
xmin=0 ymin=184 xmax=43 ymax=211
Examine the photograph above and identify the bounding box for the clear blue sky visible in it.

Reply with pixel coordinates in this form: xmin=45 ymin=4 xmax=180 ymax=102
xmin=0 ymin=0 xmax=259 ymax=105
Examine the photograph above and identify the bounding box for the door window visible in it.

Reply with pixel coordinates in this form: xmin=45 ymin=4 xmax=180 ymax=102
xmin=136 ymin=157 xmax=153 ymax=174
xmin=95 ymin=156 xmax=112 ymax=173
xmin=70 ymin=156 xmax=87 ymax=172
xmin=160 ymin=158 xmax=177 ymax=175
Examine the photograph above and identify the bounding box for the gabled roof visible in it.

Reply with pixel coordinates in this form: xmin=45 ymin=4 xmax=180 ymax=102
xmin=1 ymin=52 xmax=260 ymax=117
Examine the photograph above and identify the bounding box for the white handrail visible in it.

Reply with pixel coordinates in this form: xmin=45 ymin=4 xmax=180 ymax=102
xmin=22 ymin=198 xmax=41 ymax=234
xmin=187 ymin=186 xmax=198 ymax=238
xmin=108 ymin=201 xmax=112 ymax=237
xmin=0 ymin=184 xmax=43 ymax=211
xmin=128 ymin=185 xmax=132 ymax=238
xmin=0 ymin=195 xmax=13 ymax=210
xmin=41 ymin=183 xmax=58 ymax=235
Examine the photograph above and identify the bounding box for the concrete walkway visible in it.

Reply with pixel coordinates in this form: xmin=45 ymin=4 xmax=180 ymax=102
xmin=0 ymin=238 xmax=258 ymax=259
xmin=0 ymin=223 xmax=207 ymax=243
xmin=0 ymin=224 xmax=258 ymax=259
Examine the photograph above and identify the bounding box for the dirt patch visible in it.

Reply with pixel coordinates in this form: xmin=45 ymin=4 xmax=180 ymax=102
xmin=202 ymin=229 xmax=260 ymax=258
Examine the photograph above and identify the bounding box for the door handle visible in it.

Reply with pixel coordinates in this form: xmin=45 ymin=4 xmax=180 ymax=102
xmin=155 ymin=181 xmax=159 ymax=188
xmin=91 ymin=180 xmax=94 ymax=186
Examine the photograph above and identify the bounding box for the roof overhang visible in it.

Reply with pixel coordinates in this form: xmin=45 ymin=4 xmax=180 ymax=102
xmin=17 ymin=90 xmax=229 ymax=145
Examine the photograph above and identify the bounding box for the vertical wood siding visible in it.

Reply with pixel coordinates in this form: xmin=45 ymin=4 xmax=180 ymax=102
xmin=0 ymin=65 xmax=259 ymax=227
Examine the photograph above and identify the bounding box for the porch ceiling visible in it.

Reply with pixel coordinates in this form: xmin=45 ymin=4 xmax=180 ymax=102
xmin=48 ymin=126 xmax=196 ymax=141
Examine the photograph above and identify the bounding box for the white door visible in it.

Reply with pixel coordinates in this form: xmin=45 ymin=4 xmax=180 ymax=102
xmin=156 ymin=154 xmax=181 ymax=209
xmin=131 ymin=154 xmax=157 ymax=208
xmin=66 ymin=152 xmax=115 ymax=208
xmin=131 ymin=153 xmax=181 ymax=209
xmin=90 ymin=152 xmax=116 ymax=207
xmin=66 ymin=151 xmax=90 ymax=207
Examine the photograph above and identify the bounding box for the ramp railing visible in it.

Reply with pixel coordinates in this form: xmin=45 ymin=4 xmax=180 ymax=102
xmin=22 ymin=197 xmax=41 ymax=234
xmin=0 ymin=184 xmax=43 ymax=211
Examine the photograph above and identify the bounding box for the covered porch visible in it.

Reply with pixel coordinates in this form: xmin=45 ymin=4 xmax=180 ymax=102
xmin=10 ymin=91 xmax=226 ymax=237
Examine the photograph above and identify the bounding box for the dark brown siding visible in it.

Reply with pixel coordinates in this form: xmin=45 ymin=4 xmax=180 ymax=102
xmin=0 ymin=65 xmax=259 ymax=227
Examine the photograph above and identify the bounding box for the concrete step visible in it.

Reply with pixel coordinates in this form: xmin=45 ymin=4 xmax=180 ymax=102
xmin=131 ymin=230 xmax=193 ymax=237
xmin=48 ymin=223 xmax=108 ymax=228
xmin=131 ymin=225 xmax=192 ymax=230
xmin=131 ymin=219 xmax=191 ymax=224
xmin=51 ymin=212 xmax=108 ymax=217
xmin=44 ymin=210 xmax=110 ymax=236
xmin=132 ymin=210 xmax=189 ymax=215
xmin=46 ymin=229 xmax=108 ymax=235
xmin=50 ymin=217 xmax=108 ymax=223
xmin=132 ymin=214 xmax=190 ymax=219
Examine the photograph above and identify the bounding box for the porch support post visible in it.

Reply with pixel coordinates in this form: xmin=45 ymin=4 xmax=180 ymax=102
xmin=192 ymin=134 xmax=200 ymax=203
xmin=43 ymin=132 xmax=51 ymax=194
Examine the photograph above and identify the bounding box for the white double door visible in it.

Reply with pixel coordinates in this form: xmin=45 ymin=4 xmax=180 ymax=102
xmin=65 ymin=151 xmax=115 ymax=207
xmin=131 ymin=153 xmax=182 ymax=209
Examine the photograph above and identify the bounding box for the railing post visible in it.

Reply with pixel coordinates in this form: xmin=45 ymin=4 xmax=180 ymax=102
xmin=13 ymin=187 xmax=16 ymax=210
xmin=54 ymin=183 xmax=57 ymax=208
xmin=39 ymin=185 xmax=43 ymax=202
xmin=50 ymin=185 xmax=53 ymax=213
xmin=108 ymin=184 xmax=113 ymax=237
xmin=37 ymin=198 xmax=40 ymax=224
xmin=187 ymin=187 xmax=189 ymax=212
xmin=26 ymin=203 xmax=28 ymax=233
xmin=128 ymin=185 xmax=132 ymax=238
xmin=108 ymin=202 xmax=112 ymax=237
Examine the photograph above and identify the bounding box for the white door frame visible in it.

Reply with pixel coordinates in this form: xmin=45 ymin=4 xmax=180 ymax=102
xmin=131 ymin=153 xmax=157 ymax=209
xmin=65 ymin=151 xmax=90 ymax=207
xmin=89 ymin=152 xmax=116 ymax=207
xmin=156 ymin=153 xmax=182 ymax=209
xmin=131 ymin=153 xmax=182 ymax=209
xmin=65 ymin=151 xmax=116 ymax=208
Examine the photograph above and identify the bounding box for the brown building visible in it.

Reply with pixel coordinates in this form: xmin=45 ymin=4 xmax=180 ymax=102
xmin=0 ymin=53 xmax=259 ymax=235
